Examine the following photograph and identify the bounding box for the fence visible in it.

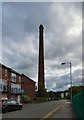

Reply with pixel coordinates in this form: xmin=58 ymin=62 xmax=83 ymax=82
xmin=72 ymin=90 xmax=84 ymax=120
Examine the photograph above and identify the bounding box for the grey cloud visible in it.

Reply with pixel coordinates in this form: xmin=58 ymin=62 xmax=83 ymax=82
xmin=2 ymin=0 xmax=83 ymax=2
xmin=2 ymin=2 xmax=51 ymax=40
xmin=2 ymin=2 xmax=82 ymax=91
xmin=0 ymin=2 xmax=2 ymax=62
xmin=46 ymin=68 xmax=82 ymax=91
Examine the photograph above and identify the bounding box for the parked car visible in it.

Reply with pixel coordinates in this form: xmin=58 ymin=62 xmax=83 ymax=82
xmin=0 ymin=98 xmax=8 ymax=113
xmin=1 ymin=99 xmax=22 ymax=113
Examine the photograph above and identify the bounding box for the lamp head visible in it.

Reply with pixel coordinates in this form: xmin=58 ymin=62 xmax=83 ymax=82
xmin=61 ymin=63 xmax=66 ymax=65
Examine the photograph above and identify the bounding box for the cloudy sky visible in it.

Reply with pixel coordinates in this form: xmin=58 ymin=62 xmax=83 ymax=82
xmin=1 ymin=2 xmax=82 ymax=91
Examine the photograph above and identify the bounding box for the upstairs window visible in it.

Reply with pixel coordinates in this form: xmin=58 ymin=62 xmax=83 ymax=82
xmin=0 ymin=69 xmax=1 ymax=78
xmin=3 ymin=80 xmax=7 ymax=85
xmin=0 ymin=81 xmax=3 ymax=91
xmin=0 ymin=80 xmax=7 ymax=91
xmin=11 ymin=83 xmax=21 ymax=94
xmin=11 ymin=83 xmax=16 ymax=93
xmin=3 ymin=80 xmax=7 ymax=91
xmin=5 ymin=69 xmax=7 ymax=77
xmin=11 ymin=73 xmax=16 ymax=83
xmin=19 ymin=76 xmax=21 ymax=83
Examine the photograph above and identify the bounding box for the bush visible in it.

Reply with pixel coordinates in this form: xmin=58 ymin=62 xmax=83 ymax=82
xmin=21 ymin=95 xmax=31 ymax=103
xmin=65 ymin=93 xmax=70 ymax=99
xmin=34 ymin=97 xmax=47 ymax=103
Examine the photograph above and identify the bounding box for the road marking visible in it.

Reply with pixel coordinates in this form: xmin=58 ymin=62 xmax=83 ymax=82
xmin=40 ymin=103 xmax=65 ymax=120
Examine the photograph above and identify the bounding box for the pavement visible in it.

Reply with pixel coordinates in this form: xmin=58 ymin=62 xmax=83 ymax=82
xmin=49 ymin=100 xmax=77 ymax=119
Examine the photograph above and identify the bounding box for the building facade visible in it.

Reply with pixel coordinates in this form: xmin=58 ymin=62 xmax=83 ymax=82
xmin=0 ymin=64 xmax=22 ymax=102
xmin=21 ymin=74 xmax=36 ymax=101
xmin=0 ymin=63 xmax=36 ymax=102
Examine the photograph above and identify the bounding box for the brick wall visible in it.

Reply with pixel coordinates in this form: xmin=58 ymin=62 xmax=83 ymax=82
xmin=21 ymin=74 xmax=36 ymax=101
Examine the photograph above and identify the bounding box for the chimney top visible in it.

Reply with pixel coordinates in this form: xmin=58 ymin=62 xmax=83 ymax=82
xmin=39 ymin=24 xmax=44 ymax=29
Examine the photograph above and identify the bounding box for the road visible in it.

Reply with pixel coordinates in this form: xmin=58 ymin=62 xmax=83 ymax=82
xmin=2 ymin=100 xmax=76 ymax=119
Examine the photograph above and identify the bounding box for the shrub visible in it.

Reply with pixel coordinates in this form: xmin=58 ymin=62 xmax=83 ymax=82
xmin=21 ymin=95 xmax=31 ymax=103
xmin=34 ymin=97 xmax=47 ymax=103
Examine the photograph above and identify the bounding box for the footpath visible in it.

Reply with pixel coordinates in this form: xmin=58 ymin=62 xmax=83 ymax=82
xmin=50 ymin=100 xmax=77 ymax=119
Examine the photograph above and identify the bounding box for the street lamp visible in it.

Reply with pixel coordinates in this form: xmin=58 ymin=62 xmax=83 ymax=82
xmin=61 ymin=62 xmax=72 ymax=101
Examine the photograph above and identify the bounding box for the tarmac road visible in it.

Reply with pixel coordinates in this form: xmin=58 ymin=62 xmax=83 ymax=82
xmin=2 ymin=99 xmax=76 ymax=119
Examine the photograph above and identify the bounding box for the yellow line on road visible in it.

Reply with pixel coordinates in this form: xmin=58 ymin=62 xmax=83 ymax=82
xmin=40 ymin=103 xmax=65 ymax=120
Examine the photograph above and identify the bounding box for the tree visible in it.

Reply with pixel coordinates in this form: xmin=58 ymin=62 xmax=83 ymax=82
xmin=21 ymin=95 xmax=31 ymax=103
xmin=69 ymin=86 xmax=84 ymax=96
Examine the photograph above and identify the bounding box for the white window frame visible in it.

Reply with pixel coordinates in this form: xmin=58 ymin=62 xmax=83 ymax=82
xmin=0 ymin=80 xmax=7 ymax=91
xmin=5 ymin=69 xmax=7 ymax=77
xmin=19 ymin=76 xmax=21 ymax=83
xmin=11 ymin=73 xmax=16 ymax=82
xmin=0 ymin=67 xmax=1 ymax=78
xmin=11 ymin=83 xmax=21 ymax=94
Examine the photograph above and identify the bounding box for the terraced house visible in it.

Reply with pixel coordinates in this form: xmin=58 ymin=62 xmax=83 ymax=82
xmin=0 ymin=63 xmax=36 ymax=102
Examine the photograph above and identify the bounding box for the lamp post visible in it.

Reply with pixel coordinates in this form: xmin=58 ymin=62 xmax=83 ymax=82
xmin=61 ymin=62 xmax=72 ymax=102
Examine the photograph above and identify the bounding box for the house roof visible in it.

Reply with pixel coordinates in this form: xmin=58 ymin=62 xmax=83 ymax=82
xmin=0 ymin=63 xmax=21 ymax=76
xmin=22 ymin=74 xmax=36 ymax=83
xmin=0 ymin=63 xmax=36 ymax=83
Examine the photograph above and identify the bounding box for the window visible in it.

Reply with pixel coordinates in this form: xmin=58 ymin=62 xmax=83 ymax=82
xmin=11 ymin=83 xmax=16 ymax=93
xmin=14 ymin=88 xmax=17 ymax=93
xmin=0 ymin=80 xmax=7 ymax=91
xmin=10 ymin=100 xmax=17 ymax=104
xmin=19 ymin=76 xmax=21 ymax=83
xmin=11 ymin=83 xmax=21 ymax=94
xmin=3 ymin=80 xmax=7 ymax=85
xmin=22 ymin=89 xmax=24 ymax=93
xmin=0 ymin=67 xmax=1 ymax=78
xmin=16 ymin=84 xmax=21 ymax=94
xmin=11 ymin=87 xmax=13 ymax=93
xmin=3 ymin=80 xmax=7 ymax=91
xmin=11 ymin=73 xmax=16 ymax=82
xmin=0 ymin=81 xmax=3 ymax=91
xmin=6 ymin=100 xmax=17 ymax=104
xmin=5 ymin=69 xmax=7 ymax=77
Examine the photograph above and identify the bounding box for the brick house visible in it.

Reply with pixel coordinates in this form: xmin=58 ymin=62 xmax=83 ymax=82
xmin=0 ymin=63 xmax=36 ymax=102
xmin=0 ymin=64 xmax=9 ymax=98
xmin=0 ymin=63 xmax=22 ymax=102
xmin=21 ymin=74 xmax=36 ymax=101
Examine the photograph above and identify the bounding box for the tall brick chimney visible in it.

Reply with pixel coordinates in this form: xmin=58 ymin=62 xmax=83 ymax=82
xmin=38 ymin=24 xmax=45 ymax=97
